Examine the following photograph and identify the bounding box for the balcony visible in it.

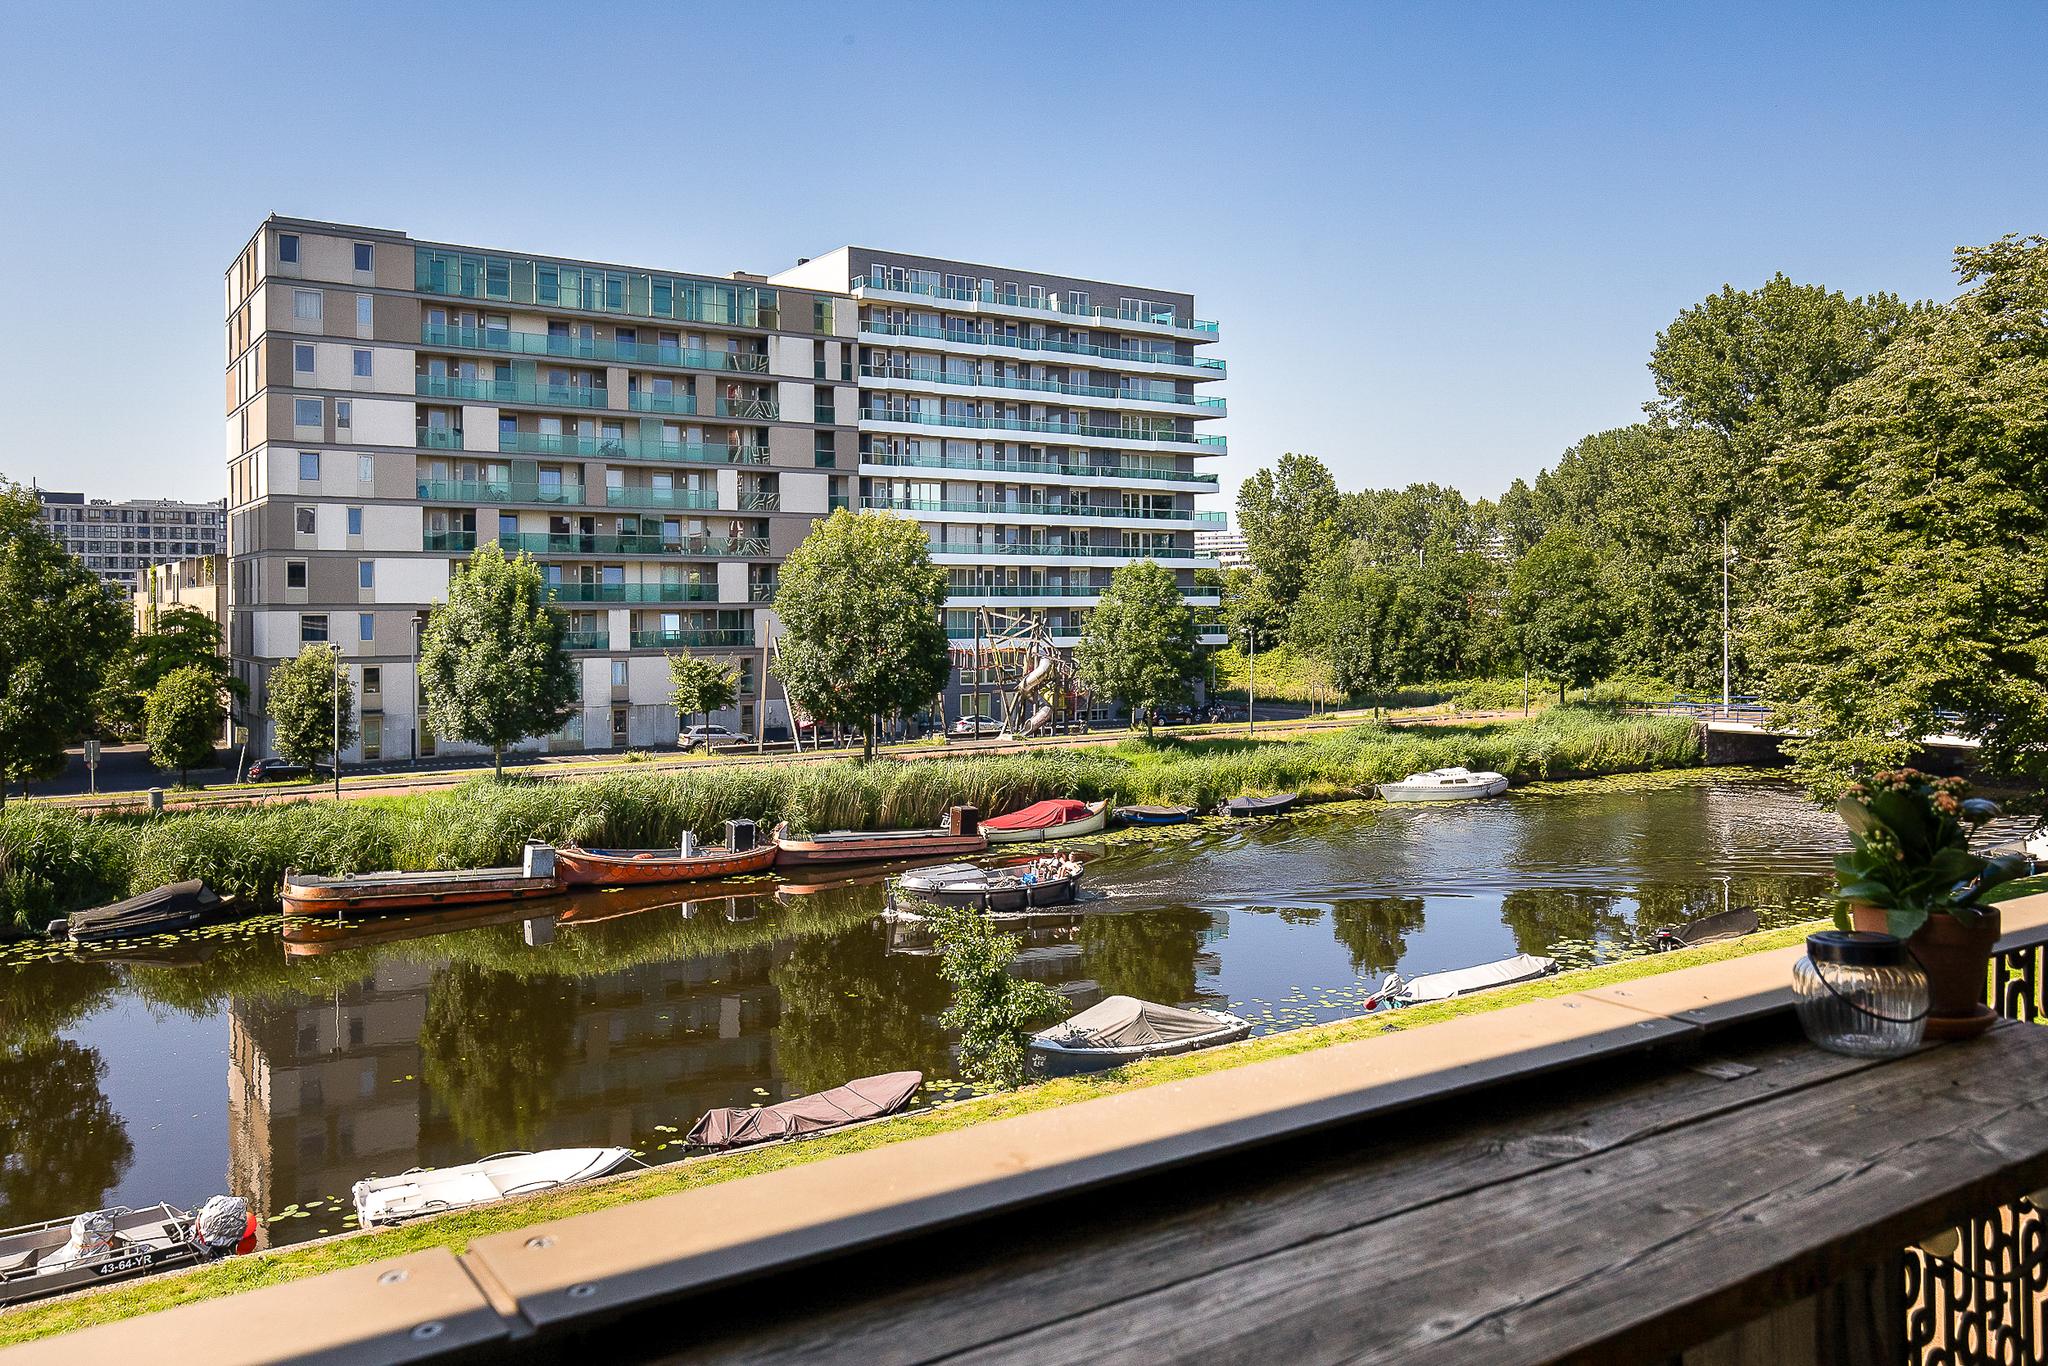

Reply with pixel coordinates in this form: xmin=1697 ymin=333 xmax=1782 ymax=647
xmin=853 ymin=274 xmax=1219 ymax=336
xmin=629 ymin=627 xmax=756 ymax=649
xmin=827 ymin=493 xmax=851 ymax=510
xmin=737 ymin=491 xmax=781 ymax=512
xmin=862 ymin=407 xmax=1227 ymax=451
xmin=859 ymin=365 xmax=1226 ymax=414
xmin=498 ymin=432 xmax=766 ymax=465
xmin=603 ymin=486 xmax=720 ymax=510
xmin=714 ymin=397 xmax=780 ymax=421
xmin=422 ymin=530 xmax=479 ymax=553
xmin=546 ymin=582 xmax=718 ymax=604
xmin=419 ymin=324 xmax=770 ymax=372
xmin=497 ymin=531 xmax=768 ymax=558
xmin=861 ymin=450 xmax=1219 ymax=488
xmin=557 ymin=629 xmax=610 ymax=651
xmin=416 ymin=375 xmax=609 ymax=409
xmin=861 ymin=319 xmax=1226 ymax=377
xmin=747 ymin=581 xmax=776 ymax=602
xmin=626 ymin=389 xmax=696 ymax=415
xmin=417 ymin=480 xmax=584 ymax=506
xmin=862 ymin=497 xmax=1194 ymax=523
xmin=1194 ymin=510 xmax=1229 ymax=526
xmin=415 ymin=426 xmax=463 ymax=450
xmin=929 ymin=541 xmax=1205 ymax=560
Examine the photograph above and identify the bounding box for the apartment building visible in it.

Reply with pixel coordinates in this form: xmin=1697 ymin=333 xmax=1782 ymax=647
xmin=36 ymin=489 xmax=226 ymax=593
xmin=133 ymin=554 xmax=227 ymax=634
xmin=1195 ymin=527 xmax=1251 ymax=571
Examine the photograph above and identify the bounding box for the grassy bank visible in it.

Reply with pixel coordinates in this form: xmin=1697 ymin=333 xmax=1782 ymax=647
xmin=0 ymin=708 xmax=1702 ymax=934
xmin=0 ymin=918 xmax=1810 ymax=1346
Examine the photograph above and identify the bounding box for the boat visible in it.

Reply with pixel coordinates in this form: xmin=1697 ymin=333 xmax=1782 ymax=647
xmin=892 ymin=856 xmax=1084 ymax=914
xmin=1029 ymin=995 xmax=1252 ymax=1076
xmin=556 ymin=819 xmax=775 ymax=887
xmin=1652 ymin=906 xmax=1759 ymax=951
xmin=352 ymin=1147 xmax=635 ymax=1227
xmin=981 ymin=798 xmax=1110 ymax=844
xmin=1365 ymin=953 xmax=1558 ymax=1010
xmin=0 ymin=1197 xmax=255 ymax=1307
xmin=56 ymin=880 xmax=233 ymax=942
xmin=1115 ymin=805 xmax=1199 ymax=827
xmin=283 ymin=841 xmax=561 ymax=916
xmin=1377 ymin=767 xmax=1510 ymax=803
xmin=772 ymin=805 xmax=988 ymax=870
xmin=687 ymin=1071 xmax=924 ymax=1150
xmin=1216 ymin=792 xmax=1300 ymax=819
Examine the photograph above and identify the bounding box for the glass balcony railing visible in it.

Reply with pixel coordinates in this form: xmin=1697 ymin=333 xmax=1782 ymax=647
xmin=853 ymin=275 xmax=1218 ymax=335
xmin=416 ymin=480 xmax=585 ymax=505
xmin=944 ymin=583 xmax=1109 ymax=599
xmin=748 ymin=580 xmax=776 ymax=602
xmin=558 ymin=630 xmax=610 ymax=651
xmin=419 ymin=324 xmax=769 ymax=372
xmin=713 ymin=398 xmax=779 ymax=420
xmin=498 ymin=432 xmax=767 ymax=465
xmin=416 ymin=427 xmax=463 ymax=449
xmin=416 ymin=375 xmax=610 ymax=408
xmin=498 ymin=532 xmax=767 ymax=558
xmin=860 ymin=319 xmax=1225 ymax=375
xmin=928 ymin=542 xmax=1204 ymax=560
xmin=626 ymin=390 xmax=696 ymax=415
xmin=546 ymin=582 xmax=718 ymax=604
xmin=861 ymin=498 xmax=1194 ymax=522
xmin=737 ymin=491 xmax=781 ymax=512
xmin=1194 ymin=511 xmax=1229 ymax=526
xmin=603 ymin=486 xmax=720 ymax=509
xmin=629 ymin=627 xmax=756 ymax=649
xmin=859 ymin=365 xmax=1225 ymax=413
xmin=423 ymin=530 xmax=479 ymax=552
xmin=862 ymin=408 xmax=1225 ymax=450
xmin=827 ymin=493 xmax=852 ymax=510
xmin=859 ymin=451 xmax=1218 ymax=487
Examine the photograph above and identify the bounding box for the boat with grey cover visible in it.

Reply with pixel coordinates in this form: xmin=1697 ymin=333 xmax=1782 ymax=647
xmin=1028 ymin=995 xmax=1252 ymax=1075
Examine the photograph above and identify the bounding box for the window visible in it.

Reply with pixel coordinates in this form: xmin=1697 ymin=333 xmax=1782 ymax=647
xmin=361 ymin=714 xmax=382 ymax=761
xmin=813 ymin=298 xmax=835 ymax=333
xmin=286 ymin=559 xmax=307 ymax=588
xmin=278 ymin=233 xmax=299 ymax=264
xmin=300 ymin=613 xmax=328 ymax=643
xmin=298 ymin=450 xmax=320 ymax=480
xmin=610 ymin=660 xmax=628 ymax=687
xmin=293 ymin=289 xmax=321 ymax=322
xmin=356 ymin=295 xmax=373 ymax=330
xmin=357 ymin=560 xmax=374 ymax=589
xmin=815 ymin=431 xmax=836 ymax=468
xmin=334 ymin=399 xmax=350 ymax=430
xmin=357 ymin=454 xmax=374 ymax=482
xmin=362 ymin=666 xmax=382 ymax=696
xmin=352 ymin=349 xmax=372 ymax=377
xmin=353 ymin=242 xmax=373 ymax=271
xmin=293 ymin=344 xmax=314 ymax=373
xmin=294 ymin=398 xmax=322 ymax=428
xmin=346 ymin=506 xmax=363 ymax=535
xmin=294 ymin=505 xmax=316 ymax=534
xmin=358 ymin=612 xmax=375 ymax=639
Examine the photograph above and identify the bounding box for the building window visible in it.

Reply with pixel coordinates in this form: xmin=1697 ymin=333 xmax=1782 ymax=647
xmin=295 ymin=505 xmax=316 ymax=535
xmin=610 ymin=660 xmax=628 ymax=687
xmin=346 ymin=506 xmax=363 ymax=535
xmin=293 ymin=289 xmax=321 ymax=322
xmin=361 ymin=713 xmax=382 ymax=761
xmin=286 ymin=560 xmax=307 ymax=588
xmin=293 ymin=344 xmax=314 ymax=373
xmin=298 ymin=450 xmax=320 ymax=480
xmin=294 ymin=398 xmax=322 ymax=428
xmin=358 ymin=612 xmax=375 ymax=639
xmin=278 ymin=233 xmax=299 ymax=264
xmin=353 ymin=243 xmax=373 ymax=272
xmin=356 ymin=295 xmax=373 ymax=330
xmin=358 ymin=454 xmax=374 ymax=482
xmin=813 ymin=298 xmax=834 ymax=334
xmin=815 ymin=431 xmax=836 ymax=468
xmin=358 ymin=560 xmax=374 ymax=589
xmin=362 ymin=666 xmax=382 ymax=696
xmin=334 ymin=400 xmax=351 ymax=431
xmin=352 ymin=349 xmax=372 ymax=377
xmin=300 ymin=613 xmax=328 ymax=643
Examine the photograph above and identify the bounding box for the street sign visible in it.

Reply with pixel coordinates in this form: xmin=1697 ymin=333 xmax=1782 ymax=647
xmin=83 ymin=740 xmax=100 ymax=767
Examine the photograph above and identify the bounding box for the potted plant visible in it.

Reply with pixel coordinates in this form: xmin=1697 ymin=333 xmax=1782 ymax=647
xmin=1833 ymin=768 xmax=2028 ymax=1039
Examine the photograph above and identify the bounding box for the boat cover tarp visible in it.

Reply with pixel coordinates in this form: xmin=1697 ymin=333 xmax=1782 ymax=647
xmin=1038 ymin=995 xmax=1223 ymax=1049
xmin=66 ymin=880 xmax=218 ymax=939
xmin=1221 ymin=793 xmax=1297 ymax=816
xmin=1118 ymin=806 xmax=1195 ymax=821
xmin=1404 ymin=953 xmax=1556 ymax=1003
xmin=983 ymin=799 xmax=1095 ymax=832
xmin=687 ymin=1070 xmax=923 ymax=1149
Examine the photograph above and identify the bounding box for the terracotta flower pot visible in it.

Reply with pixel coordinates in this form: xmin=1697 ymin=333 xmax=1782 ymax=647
xmin=1850 ymin=903 xmax=2000 ymax=1040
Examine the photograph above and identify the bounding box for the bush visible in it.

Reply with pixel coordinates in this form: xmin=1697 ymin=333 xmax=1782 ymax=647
xmin=0 ymin=805 xmax=135 ymax=932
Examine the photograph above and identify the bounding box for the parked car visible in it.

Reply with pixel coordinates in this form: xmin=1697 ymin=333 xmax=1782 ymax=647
xmin=681 ymin=724 xmax=742 ymax=751
xmin=246 ymin=757 xmax=333 ymax=782
xmin=950 ymin=716 xmax=1002 ymax=738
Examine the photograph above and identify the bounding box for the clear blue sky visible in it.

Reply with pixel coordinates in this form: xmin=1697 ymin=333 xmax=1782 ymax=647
xmin=2 ymin=0 xmax=2042 ymax=508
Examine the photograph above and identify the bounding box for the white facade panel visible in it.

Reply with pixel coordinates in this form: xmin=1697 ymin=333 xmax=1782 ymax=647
xmin=626 ymin=655 xmax=670 ymax=705
xmin=351 ymin=397 xmax=415 ymax=448
xmin=373 ymin=556 xmax=450 ymax=604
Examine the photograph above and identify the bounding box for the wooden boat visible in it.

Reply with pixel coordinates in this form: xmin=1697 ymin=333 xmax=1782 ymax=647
xmin=1115 ymin=805 xmax=1198 ymax=827
xmin=58 ymin=880 xmax=234 ymax=942
xmin=687 ymin=1071 xmax=924 ymax=1150
xmin=556 ymin=821 xmax=776 ymax=887
xmin=353 ymin=1147 xmax=634 ymax=1227
xmin=982 ymin=798 xmax=1110 ymax=844
xmin=1365 ymin=953 xmax=1558 ymax=1010
xmin=0 ymin=1197 xmax=254 ymax=1306
xmin=1029 ymin=996 xmax=1252 ymax=1076
xmin=284 ymin=841 xmax=561 ymax=916
xmin=892 ymin=856 xmax=1084 ymax=914
xmin=772 ymin=806 xmax=987 ymax=870
xmin=1652 ymin=906 xmax=1759 ymax=951
xmin=1216 ymin=792 xmax=1300 ymax=819
xmin=1378 ymin=767 xmax=1510 ymax=803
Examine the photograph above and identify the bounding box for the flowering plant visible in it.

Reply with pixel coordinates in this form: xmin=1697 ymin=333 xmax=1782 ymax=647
xmin=1833 ymin=768 xmax=2026 ymax=938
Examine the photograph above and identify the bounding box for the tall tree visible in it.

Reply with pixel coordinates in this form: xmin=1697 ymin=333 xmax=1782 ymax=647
xmin=667 ymin=653 xmax=739 ymax=740
xmin=772 ymin=509 xmax=951 ymax=761
xmin=144 ymin=664 xmax=224 ymax=785
xmin=0 ymin=481 xmax=130 ymax=801
xmin=267 ymin=645 xmax=356 ymax=769
xmin=418 ymin=540 xmax=580 ymax=778
xmin=932 ymin=907 xmax=1068 ymax=1090
xmin=96 ymin=605 xmax=242 ymax=740
xmin=1288 ymin=549 xmax=1419 ymax=715
xmin=1234 ymin=452 xmax=1347 ymax=606
xmin=1219 ymin=568 xmax=1286 ymax=654
xmin=1075 ymin=559 xmax=1198 ymax=733
xmin=1505 ymin=525 xmax=1619 ymax=701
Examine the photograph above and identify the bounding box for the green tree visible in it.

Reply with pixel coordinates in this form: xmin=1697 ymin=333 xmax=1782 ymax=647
xmin=0 ymin=481 xmax=130 ymax=801
xmin=144 ymin=664 xmax=224 ymax=785
xmin=771 ymin=510 xmax=951 ymax=761
xmin=1234 ymin=452 xmax=1348 ymax=606
xmin=1219 ymin=568 xmax=1286 ymax=654
xmin=1075 ymin=559 xmax=1197 ymax=733
xmin=266 ymin=645 xmax=357 ymax=769
xmin=931 ymin=906 xmax=1068 ymax=1090
xmin=1505 ymin=526 xmax=1618 ymax=701
xmin=666 ymin=653 xmax=739 ymax=740
xmin=1288 ymin=549 xmax=1419 ymax=715
xmin=418 ymin=541 xmax=580 ymax=778
xmin=96 ymin=606 xmax=242 ymax=740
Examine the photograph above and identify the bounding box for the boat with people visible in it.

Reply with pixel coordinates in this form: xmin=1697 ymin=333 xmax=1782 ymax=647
xmin=1029 ymin=995 xmax=1253 ymax=1075
xmin=771 ymin=805 xmax=988 ymax=869
xmin=890 ymin=855 xmax=1084 ymax=914
xmin=352 ymin=1147 xmax=636 ymax=1227
xmin=1217 ymin=792 xmax=1300 ymax=819
xmin=54 ymin=880 xmax=237 ymax=942
xmin=981 ymin=798 xmax=1110 ymax=844
xmin=1378 ymin=767 xmax=1510 ymax=803
xmin=0 ymin=1197 xmax=256 ymax=1306
xmin=555 ymin=819 xmax=775 ymax=887
xmin=283 ymin=841 xmax=562 ymax=916
xmin=687 ymin=1071 xmax=924 ymax=1150
xmin=1115 ymin=805 xmax=1199 ymax=827
xmin=1365 ymin=952 xmax=1558 ymax=1010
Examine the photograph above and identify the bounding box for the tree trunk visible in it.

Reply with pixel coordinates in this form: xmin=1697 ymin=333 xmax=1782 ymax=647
xmin=862 ymin=719 xmax=875 ymax=762
xmin=494 ymin=744 xmax=504 ymax=781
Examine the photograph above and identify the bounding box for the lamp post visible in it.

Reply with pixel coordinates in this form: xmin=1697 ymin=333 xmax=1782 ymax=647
xmin=1721 ymin=520 xmax=1735 ymax=715
xmin=330 ymin=642 xmax=343 ymax=800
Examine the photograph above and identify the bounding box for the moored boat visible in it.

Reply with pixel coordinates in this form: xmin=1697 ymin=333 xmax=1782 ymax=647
xmin=1652 ymin=906 xmax=1759 ymax=951
xmin=1378 ymin=767 xmax=1509 ymax=803
xmin=892 ymin=856 xmax=1084 ymax=914
xmin=283 ymin=841 xmax=561 ymax=916
xmin=1216 ymin=792 xmax=1300 ymax=819
xmin=57 ymin=880 xmax=234 ymax=942
xmin=772 ymin=806 xmax=988 ymax=870
xmin=687 ymin=1071 xmax=924 ymax=1150
xmin=1115 ymin=804 xmax=1199 ymax=827
xmin=1365 ymin=952 xmax=1557 ymax=1009
xmin=1029 ymin=995 xmax=1252 ymax=1075
xmin=352 ymin=1147 xmax=635 ymax=1227
xmin=556 ymin=819 xmax=774 ymax=887
xmin=981 ymin=798 xmax=1110 ymax=844
xmin=0 ymin=1197 xmax=255 ymax=1307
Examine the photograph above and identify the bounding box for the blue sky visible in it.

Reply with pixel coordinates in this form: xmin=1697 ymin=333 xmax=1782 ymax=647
xmin=2 ymin=1 xmax=2042 ymax=507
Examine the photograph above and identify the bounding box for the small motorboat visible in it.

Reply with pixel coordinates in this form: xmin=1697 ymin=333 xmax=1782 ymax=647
xmin=1365 ymin=953 xmax=1558 ymax=1010
xmin=55 ymin=880 xmax=235 ymax=943
xmin=284 ymin=842 xmax=561 ymax=916
xmin=352 ymin=1147 xmax=635 ymax=1227
xmin=1115 ymin=805 xmax=1199 ymax=827
xmin=1652 ymin=906 xmax=1760 ymax=951
xmin=981 ymin=798 xmax=1110 ymax=844
xmin=1216 ymin=793 xmax=1299 ymax=819
xmin=1029 ymin=995 xmax=1252 ymax=1075
xmin=687 ymin=1071 xmax=924 ymax=1150
xmin=556 ymin=819 xmax=775 ymax=887
xmin=772 ymin=806 xmax=988 ymax=870
xmin=892 ymin=856 xmax=1084 ymax=914
xmin=1377 ymin=767 xmax=1509 ymax=803
xmin=0 ymin=1197 xmax=255 ymax=1307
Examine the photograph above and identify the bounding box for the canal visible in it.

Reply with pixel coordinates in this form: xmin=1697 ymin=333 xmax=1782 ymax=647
xmin=0 ymin=772 xmax=1969 ymax=1246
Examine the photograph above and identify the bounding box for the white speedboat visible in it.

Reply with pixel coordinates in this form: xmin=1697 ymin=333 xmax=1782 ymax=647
xmin=352 ymin=1147 xmax=634 ymax=1227
xmin=1365 ymin=953 xmax=1558 ymax=1009
xmin=1378 ymin=767 xmax=1509 ymax=803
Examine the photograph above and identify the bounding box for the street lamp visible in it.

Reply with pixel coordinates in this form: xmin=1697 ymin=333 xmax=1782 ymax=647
xmin=1721 ymin=521 xmax=1736 ymax=715
xmin=329 ymin=642 xmax=343 ymax=801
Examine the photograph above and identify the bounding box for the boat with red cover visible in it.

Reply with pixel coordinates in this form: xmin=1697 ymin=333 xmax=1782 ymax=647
xmin=556 ymin=819 xmax=776 ymax=887
xmin=772 ymin=806 xmax=988 ymax=869
xmin=981 ymin=798 xmax=1110 ymax=844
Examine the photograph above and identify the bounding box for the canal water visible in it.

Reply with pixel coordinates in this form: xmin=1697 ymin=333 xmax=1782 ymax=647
xmin=0 ymin=772 xmax=2004 ymax=1246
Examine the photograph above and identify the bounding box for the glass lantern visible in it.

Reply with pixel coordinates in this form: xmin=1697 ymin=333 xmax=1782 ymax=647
xmin=1792 ymin=930 xmax=1929 ymax=1057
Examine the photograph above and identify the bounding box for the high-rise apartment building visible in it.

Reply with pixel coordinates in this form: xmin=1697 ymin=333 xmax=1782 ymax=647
xmin=36 ymin=490 xmax=226 ymax=593
xmin=1194 ymin=526 xmax=1251 ymax=571
xmin=225 ymin=218 xmax=1222 ymax=761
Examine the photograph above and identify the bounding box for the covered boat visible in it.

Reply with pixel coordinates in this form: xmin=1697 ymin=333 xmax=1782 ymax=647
xmin=772 ymin=806 xmax=987 ymax=870
xmin=687 ymin=1071 xmax=924 ymax=1150
xmin=982 ymin=798 xmax=1109 ymax=844
xmin=1378 ymin=767 xmax=1510 ymax=803
xmin=556 ymin=819 xmax=774 ymax=887
xmin=1029 ymin=995 xmax=1252 ymax=1076
xmin=0 ymin=1197 xmax=255 ymax=1307
xmin=1652 ymin=906 xmax=1759 ymax=951
xmin=1216 ymin=792 xmax=1300 ymax=819
xmin=1365 ymin=952 xmax=1557 ymax=1009
xmin=353 ymin=1147 xmax=634 ymax=1227
xmin=892 ymin=856 xmax=1084 ymax=913
xmin=58 ymin=880 xmax=232 ymax=942
xmin=284 ymin=841 xmax=561 ymax=916
xmin=1115 ymin=805 xmax=1198 ymax=827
